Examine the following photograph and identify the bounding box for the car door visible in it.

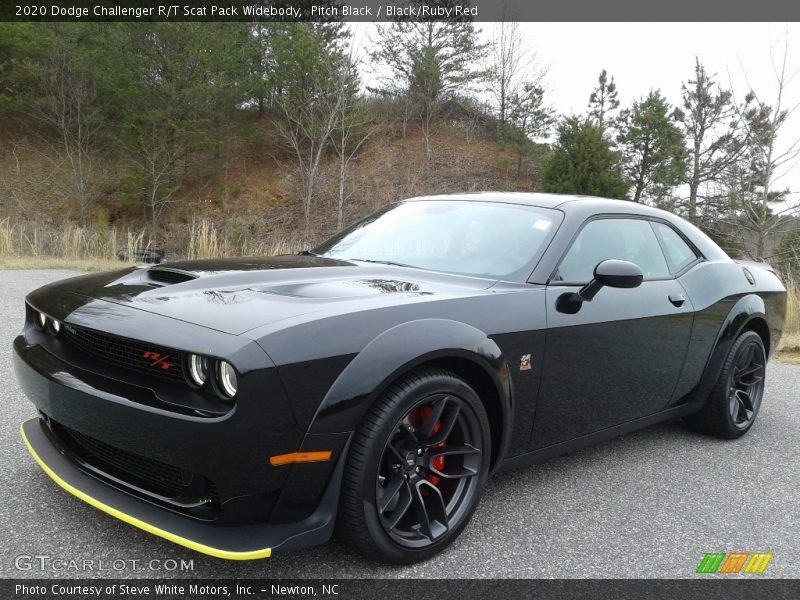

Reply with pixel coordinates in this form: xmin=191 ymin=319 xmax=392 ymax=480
xmin=530 ymin=216 xmax=694 ymax=449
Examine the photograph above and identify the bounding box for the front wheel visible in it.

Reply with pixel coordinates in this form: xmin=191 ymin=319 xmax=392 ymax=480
xmin=338 ymin=368 xmax=491 ymax=564
xmin=685 ymin=330 xmax=767 ymax=439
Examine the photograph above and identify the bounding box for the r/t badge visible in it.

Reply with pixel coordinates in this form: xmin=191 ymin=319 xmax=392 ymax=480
xmin=519 ymin=354 xmax=532 ymax=371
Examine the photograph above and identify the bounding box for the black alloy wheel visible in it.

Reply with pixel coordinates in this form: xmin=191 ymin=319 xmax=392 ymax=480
xmin=376 ymin=393 xmax=483 ymax=548
xmin=339 ymin=368 xmax=491 ymax=564
xmin=727 ymin=337 xmax=766 ymax=430
xmin=685 ymin=330 xmax=767 ymax=439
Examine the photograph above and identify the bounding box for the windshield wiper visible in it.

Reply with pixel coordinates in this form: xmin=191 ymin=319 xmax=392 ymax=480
xmin=348 ymin=258 xmax=417 ymax=269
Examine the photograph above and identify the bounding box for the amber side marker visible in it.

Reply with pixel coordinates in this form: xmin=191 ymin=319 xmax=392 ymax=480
xmin=269 ymin=451 xmax=332 ymax=466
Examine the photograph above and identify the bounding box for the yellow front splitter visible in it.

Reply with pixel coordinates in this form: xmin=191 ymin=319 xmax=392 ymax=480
xmin=20 ymin=419 xmax=272 ymax=560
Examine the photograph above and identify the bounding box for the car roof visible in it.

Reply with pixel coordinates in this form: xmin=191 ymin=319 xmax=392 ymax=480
xmin=406 ymin=191 xmax=668 ymax=216
xmin=404 ymin=191 xmax=731 ymax=263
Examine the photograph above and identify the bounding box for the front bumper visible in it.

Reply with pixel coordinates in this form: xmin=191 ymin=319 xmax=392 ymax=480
xmin=21 ymin=418 xmax=347 ymax=559
xmin=14 ymin=312 xmax=351 ymax=558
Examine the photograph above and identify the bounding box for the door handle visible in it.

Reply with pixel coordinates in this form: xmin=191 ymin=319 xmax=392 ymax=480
xmin=668 ymin=293 xmax=686 ymax=307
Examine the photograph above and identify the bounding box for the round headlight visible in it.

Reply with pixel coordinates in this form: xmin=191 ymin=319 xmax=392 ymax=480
xmin=216 ymin=361 xmax=238 ymax=398
xmin=36 ymin=311 xmax=47 ymax=329
xmin=187 ymin=354 xmax=209 ymax=387
xmin=49 ymin=318 xmax=61 ymax=335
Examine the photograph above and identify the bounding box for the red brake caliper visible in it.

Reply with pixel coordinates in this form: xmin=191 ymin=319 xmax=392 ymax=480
xmin=418 ymin=406 xmax=445 ymax=486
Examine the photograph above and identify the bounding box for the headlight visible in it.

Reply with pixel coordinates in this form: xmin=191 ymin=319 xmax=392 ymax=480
xmin=49 ymin=318 xmax=61 ymax=335
xmin=216 ymin=361 xmax=238 ymax=398
xmin=186 ymin=354 xmax=209 ymax=387
xmin=36 ymin=311 xmax=47 ymax=329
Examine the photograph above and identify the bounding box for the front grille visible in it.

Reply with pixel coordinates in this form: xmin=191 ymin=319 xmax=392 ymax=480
xmin=62 ymin=324 xmax=185 ymax=383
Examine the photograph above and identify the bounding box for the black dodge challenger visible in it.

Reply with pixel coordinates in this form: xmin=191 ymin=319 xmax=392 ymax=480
xmin=15 ymin=193 xmax=786 ymax=563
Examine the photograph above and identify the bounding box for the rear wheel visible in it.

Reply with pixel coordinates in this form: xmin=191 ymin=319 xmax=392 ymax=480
xmin=685 ymin=330 xmax=766 ymax=438
xmin=338 ymin=368 xmax=491 ymax=564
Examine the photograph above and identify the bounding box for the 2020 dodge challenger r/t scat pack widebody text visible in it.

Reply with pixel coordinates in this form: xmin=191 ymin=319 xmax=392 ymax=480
xmin=14 ymin=193 xmax=786 ymax=563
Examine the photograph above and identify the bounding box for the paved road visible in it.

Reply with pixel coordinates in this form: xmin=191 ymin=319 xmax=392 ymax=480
xmin=1 ymin=270 xmax=798 ymax=579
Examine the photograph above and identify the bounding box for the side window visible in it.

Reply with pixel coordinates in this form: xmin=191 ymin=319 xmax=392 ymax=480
xmin=556 ymin=218 xmax=670 ymax=283
xmin=653 ymin=222 xmax=699 ymax=273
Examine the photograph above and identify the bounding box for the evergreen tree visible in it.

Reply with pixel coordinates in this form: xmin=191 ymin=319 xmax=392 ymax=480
xmin=370 ymin=10 xmax=487 ymax=151
xmin=673 ymin=59 xmax=743 ymax=223
xmin=500 ymin=82 xmax=554 ymax=178
xmin=541 ymin=116 xmax=628 ymax=199
xmin=616 ymin=90 xmax=685 ymax=203
xmin=371 ymin=17 xmax=487 ymax=103
xmin=264 ymin=22 xmax=348 ymax=106
xmin=588 ymin=69 xmax=620 ymax=132
xmin=0 ymin=23 xmax=50 ymax=113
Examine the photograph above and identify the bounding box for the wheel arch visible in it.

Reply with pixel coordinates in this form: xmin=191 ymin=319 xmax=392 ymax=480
xmin=743 ymin=315 xmax=770 ymax=355
xmin=405 ymin=355 xmax=507 ymax=470
xmin=307 ymin=319 xmax=513 ymax=470
xmin=693 ymin=294 xmax=768 ymax=404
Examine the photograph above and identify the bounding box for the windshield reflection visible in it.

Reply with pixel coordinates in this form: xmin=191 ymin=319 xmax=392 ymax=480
xmin=315 ymin=200 xmax=561 ymax=280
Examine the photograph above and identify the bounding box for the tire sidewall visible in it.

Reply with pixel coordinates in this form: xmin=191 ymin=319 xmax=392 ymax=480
xmin=718 ymin=330 xmax=766 ymax=436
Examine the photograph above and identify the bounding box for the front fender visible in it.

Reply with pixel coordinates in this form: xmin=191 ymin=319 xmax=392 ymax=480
xmin=307 ymin=318 xmax=512 ymax=462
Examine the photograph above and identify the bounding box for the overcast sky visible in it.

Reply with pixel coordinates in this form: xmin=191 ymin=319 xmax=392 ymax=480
xmin=351 ymin=22 xmax=800 ymax=204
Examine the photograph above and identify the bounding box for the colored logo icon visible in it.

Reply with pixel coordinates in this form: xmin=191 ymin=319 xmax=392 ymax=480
xmin=696 ymin=552 xmax=773 ymax=574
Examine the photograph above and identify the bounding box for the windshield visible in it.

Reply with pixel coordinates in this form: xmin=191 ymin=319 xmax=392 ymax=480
xmin=314 ymin=200 xmax=562 ymax=280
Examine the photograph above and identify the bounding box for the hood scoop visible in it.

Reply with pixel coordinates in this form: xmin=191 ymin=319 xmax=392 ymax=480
xmin=147 ymin=267 xmax=198 ymax=286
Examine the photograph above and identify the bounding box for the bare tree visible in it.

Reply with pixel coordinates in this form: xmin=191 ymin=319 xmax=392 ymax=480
xmin=329 ymin=61 xmax=376 ymax=230
xmin=488 ymin=20 xmax=542 ymax=125
xmin=124 ymin=123 xmax=182 ymax=236
xmin=34 ymin=47 xmax=103 ymax=226
xmin=399 ymin=92 xmax=414 ymax=139
xmin=274 ymin=61 xmax=346 ymax=232
xmin=720 ymin=37 xmax=800 ymax=261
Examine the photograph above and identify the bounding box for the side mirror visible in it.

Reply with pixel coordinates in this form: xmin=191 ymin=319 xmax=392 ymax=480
xmin=556 ymin=259 xmax=643 ymax=314
xmin=590 ymin=259 xmax=644 ymax=294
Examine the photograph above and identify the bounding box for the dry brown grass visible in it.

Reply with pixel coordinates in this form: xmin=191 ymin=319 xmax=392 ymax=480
xmin=0 ymin=217 xmax=148 ymax=262
xmin=186 ymin=219 xmax=301 ymax=259
xmin=776 ymin=280 xmax=799 ymax=364
xmin=0 ymin=217 xmax=304 ymax=269
xmin=0 ymin=256 xmax=124 ymax=271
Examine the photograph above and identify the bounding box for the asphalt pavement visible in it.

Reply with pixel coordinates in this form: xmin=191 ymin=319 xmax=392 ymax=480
xmin=1 ymin=270 xmax=798 ymax=579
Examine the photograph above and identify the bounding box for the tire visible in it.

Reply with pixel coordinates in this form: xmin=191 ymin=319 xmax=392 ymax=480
xmin=338 ymin=368 xmax=491 ymax=564
xmin=684 ymin=330 xmax=766 ymax=439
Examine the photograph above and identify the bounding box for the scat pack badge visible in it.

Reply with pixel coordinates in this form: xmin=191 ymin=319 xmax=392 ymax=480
xmin=519 ymin=354 xmax=532 ymax=371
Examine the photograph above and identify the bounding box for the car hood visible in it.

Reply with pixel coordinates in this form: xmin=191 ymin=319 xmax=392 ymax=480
xmin=29 ymin=255 xmax=497 ymax=335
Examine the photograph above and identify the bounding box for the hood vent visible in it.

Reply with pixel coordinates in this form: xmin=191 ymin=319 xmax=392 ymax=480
xmin=147 ymin=268 xmax=197 ymax=286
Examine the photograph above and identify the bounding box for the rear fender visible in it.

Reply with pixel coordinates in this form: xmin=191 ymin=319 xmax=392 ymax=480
xmin=693 ymin=294 xmax=766 ymax=404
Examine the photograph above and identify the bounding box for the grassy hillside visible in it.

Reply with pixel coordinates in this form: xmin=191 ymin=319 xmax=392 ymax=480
xmin=0 ymin=113 xmax=537 ymax=262
xmin=1 ymin=110 xmax=796 ymax=364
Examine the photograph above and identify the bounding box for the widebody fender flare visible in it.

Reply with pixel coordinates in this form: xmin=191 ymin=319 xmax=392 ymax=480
xmin=307 ymin=318 xmax=513 ymax=464
xmin=693 ymin=293 xmax=767 ymax=404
